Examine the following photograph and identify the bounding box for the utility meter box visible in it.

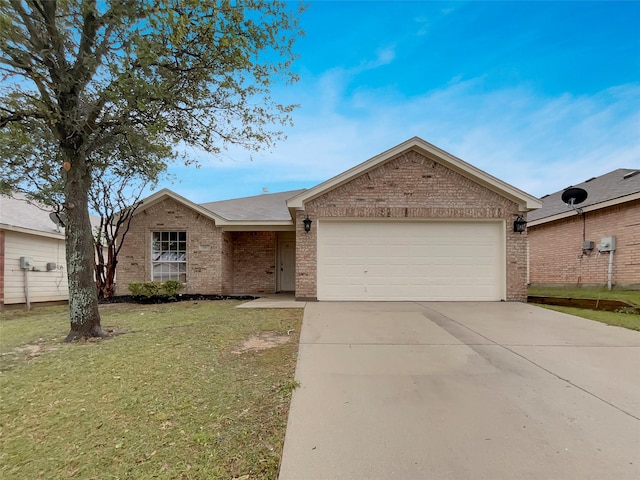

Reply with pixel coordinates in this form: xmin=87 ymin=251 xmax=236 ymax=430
xmin=20 ymin=256 xmax=33 ymax=269
xmin=597 ymin=236 xmax=616 ymax=252
xmin=582 ymin=240 xmax=595 ymax=251
xmin=46 ymin=262 xmax=57 ymax=271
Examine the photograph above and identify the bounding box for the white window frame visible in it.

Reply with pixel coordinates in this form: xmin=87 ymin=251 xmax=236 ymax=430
xmin=151 ymin=231 xmax=187 ymax=282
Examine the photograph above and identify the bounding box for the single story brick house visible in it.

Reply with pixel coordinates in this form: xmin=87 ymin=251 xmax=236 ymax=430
xmin=118 ymin=137 xmax=541 ymax=301
xmin=528 ymin=169 xmax=640 ymax=288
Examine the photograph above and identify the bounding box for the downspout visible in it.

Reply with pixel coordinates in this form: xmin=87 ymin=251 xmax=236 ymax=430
xmin=607 ymin=250 xmax=614 ymax=291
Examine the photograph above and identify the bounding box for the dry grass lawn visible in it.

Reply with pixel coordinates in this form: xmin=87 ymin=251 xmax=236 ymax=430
xmin=0 ymin=300 xmax=303 ymax=479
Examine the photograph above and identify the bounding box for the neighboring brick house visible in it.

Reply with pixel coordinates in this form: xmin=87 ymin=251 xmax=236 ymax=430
xmin=528 ymin=169 xmax=640 ymax=288
xmin=118 ymin=137 xmax=541 ymax=301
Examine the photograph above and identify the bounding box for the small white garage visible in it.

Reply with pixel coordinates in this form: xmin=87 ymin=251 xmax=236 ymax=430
xmin=317 ymin=220 xmax=505 ymax=301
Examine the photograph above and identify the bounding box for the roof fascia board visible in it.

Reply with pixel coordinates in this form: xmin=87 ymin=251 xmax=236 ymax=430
xmin=528 ymin=192 xmax=640 ymax=227
xmin=218 ymin=220 xmax=292 ymax=226
xmin=0 ymin=224 xmax=64 ymax=240
xmin=220 ymin=224 xmax=295 ymax=232
xmin=214 ymin=219 xmax=293 ymax=227
xmin=411 ymin=142 xmax=541 ymax=210
xmin=286 ymin=140 xmax=416 ymax=209
xmin=286 ymin=137 xmax=541 ymax=211
xmin=136 ymin=188 xmax=226 ymax=224
xmin=137 ymin=189 xmax=299 ymax=226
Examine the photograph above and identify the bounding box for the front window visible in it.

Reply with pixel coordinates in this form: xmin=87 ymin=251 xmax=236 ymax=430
xmin=152 ymin=231 xmax=187 ymax=282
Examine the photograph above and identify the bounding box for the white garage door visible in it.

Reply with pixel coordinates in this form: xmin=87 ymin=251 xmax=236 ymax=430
xmin=317 ymin=220 xmax=504 ymax=301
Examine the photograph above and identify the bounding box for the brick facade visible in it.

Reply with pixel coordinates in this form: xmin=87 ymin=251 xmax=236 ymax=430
xmin=221 ymin=231 xmax=233 ymax=293
xmin=295 ymin=150 xmax=528 ymax=301
xmin=231 ymin=231 xmax=277 ymax=294
xmin=118 ymin=198 xmax=227 ymax=294
xmin=295 ymin=209 xmax=317 ymax=299
xmin=119 ymin=198 xmax=283 ymax=296
xmin=121 ymin=148 xmax=533 ymax=300
xmin=528 ymin=199 xmax=640 ymax=287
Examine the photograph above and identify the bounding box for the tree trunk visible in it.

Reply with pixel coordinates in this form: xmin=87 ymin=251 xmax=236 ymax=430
xmin=95 ymin=241 xmax=106 ymax=300
xmin=104 ymin=252 xmax=117 ymax=298
xmin=64 ymin=149 xmax=103 ymax=342
xmin=95 ymin=242 xmax=117 ymax=299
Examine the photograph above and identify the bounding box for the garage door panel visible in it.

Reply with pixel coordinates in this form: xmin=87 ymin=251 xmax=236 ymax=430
xmin=317 ymin=221 xmax=504 ymax=301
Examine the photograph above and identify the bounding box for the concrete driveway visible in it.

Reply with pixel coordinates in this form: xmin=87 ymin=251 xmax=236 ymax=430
xmin=278 ymin=302 xmax=640 ymax=480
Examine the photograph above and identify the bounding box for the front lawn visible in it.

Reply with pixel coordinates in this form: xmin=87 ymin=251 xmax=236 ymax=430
xmin=0 ymin=301 xmax=303 ymax=479
xmin=528 ymin=285 xmax=640 ymax=331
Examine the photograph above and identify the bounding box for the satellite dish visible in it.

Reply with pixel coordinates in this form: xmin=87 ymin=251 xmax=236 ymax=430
xmin=49 ymin=212 xmax=66 ymax=230
xmin=561 ymin=187 xmax=588 ymax=214
xmin=561 ymin=187 xmax=588 ymax=205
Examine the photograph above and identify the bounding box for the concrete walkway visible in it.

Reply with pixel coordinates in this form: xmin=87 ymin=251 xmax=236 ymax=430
xmin=279 ymin=302 xmax=640 ymax=480
xmin=236 ymin=294 xmax=306 ymax=309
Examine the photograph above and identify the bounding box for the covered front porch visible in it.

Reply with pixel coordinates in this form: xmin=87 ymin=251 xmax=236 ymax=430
xmin=223 ymin=230 xmax=296 ymax=295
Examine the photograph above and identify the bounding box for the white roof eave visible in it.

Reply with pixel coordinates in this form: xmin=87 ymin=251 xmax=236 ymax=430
xmin=135 ymin=188 xmax=226 ymax=224
xmin=0 ymin=223 xmax=65 ymax=240
xmin=286 ymin=137 xmax=541 ymax=212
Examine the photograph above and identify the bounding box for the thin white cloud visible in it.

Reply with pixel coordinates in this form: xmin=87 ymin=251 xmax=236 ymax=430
xmin=150 ymin=2 xmax=638 ymax=204
xmin=414 ymin=16 xmax=430 ymax=36
xmin=161 ymin=71 xmax=639 ymax=202
xmin=365 ymin=47 xmax=396 ymax=69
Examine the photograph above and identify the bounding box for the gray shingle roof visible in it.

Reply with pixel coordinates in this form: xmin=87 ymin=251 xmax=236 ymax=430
xmin=0 ymin=192 xmax=63 ymax=236
xmin=528 ymin=169 xmax=640 ymax=222
xmin=1 ymin=192 xmax=103 ymax=236
xmin=200 ymin=189 xmax=306 ymax=221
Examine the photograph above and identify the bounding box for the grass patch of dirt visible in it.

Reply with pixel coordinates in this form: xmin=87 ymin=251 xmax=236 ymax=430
xmin=0 ymin=300 xmax=303 ymax=479
xmin=232 ymin=333 xmax=291 ymax=354
xmin=528 ymin=286 xmax=640 ymax=331
xmin=528 ymin=285 xmax=640 ymax=306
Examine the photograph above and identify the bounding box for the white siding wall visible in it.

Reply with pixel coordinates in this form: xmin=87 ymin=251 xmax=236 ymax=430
xmin=3 ymin=231 xmax=68 ymax=304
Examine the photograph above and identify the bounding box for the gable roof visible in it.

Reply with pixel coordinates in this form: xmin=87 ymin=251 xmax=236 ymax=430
xmin=201 ymin=189 xmax=305 ymax=221
xmin=286 ymin=137 xmax=541 ymax=212
xmin=134 ymin=188 xmax=227 ymax=223
xmin=528 ymin=169 xmax=640 ymax=225
xmin=137 ymin=138 xmax=543 ymax=228
xmin=0 ymin=193 xmax=64 ymax=239
xmin=136 ymin=188 xmax=305 ymax=229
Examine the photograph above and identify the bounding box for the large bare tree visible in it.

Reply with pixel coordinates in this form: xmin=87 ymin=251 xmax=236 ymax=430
xmin=0 ymin=0 xmax=302 ymax=341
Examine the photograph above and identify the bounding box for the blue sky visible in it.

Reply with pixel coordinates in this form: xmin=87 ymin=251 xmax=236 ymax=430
xmin=156 ymin=1 xmax=640 ymax=203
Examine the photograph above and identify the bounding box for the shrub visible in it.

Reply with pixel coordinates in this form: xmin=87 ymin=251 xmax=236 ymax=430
xmin=128 ymin=280 xmax=184 ymax=299
xmin=128 ymin=281 xmax=159 ymax=297
xmin=162 ymin=280 xmax=184 ymax=298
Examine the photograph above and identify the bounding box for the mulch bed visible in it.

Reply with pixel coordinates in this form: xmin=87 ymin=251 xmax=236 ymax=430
xmin=99 ymin=294 xmax=258 ymax=305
